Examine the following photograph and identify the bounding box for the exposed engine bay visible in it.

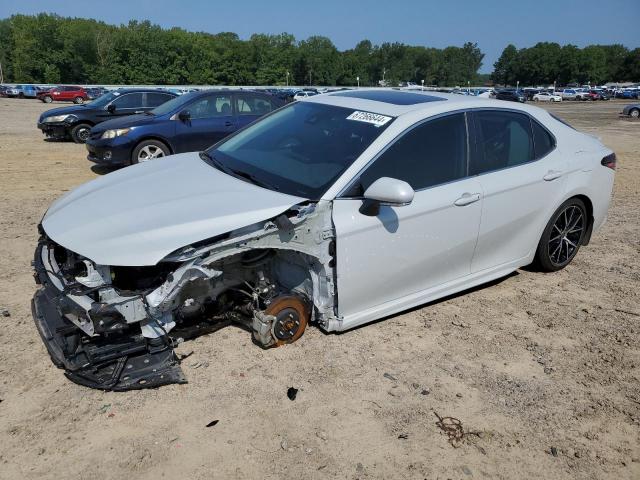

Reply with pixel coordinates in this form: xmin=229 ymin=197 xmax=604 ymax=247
xmin=32 ymin=201 xmax=339 ymax=390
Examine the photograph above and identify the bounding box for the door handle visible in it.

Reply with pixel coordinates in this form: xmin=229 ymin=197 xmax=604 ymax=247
xmin=224 ymin=121 xmax=234 ymax=127
xmin=543 ymin=170 xmax=564 ymax=181
xmin=134 ymin=110 xmax=144 ymax=114
xmin=454 ymin=193 xmax=481 ymax=206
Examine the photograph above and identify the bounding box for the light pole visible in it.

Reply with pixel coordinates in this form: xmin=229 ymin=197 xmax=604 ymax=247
xmin=467 ymin=80 xmax=470 ymax=94
xmin=0 ymin=61 xmax=3 ymax=84
xmin=286 ymin=71 xmax=289 ymax=87
xmin=516 ymin=80 xmax=520 ymax=91
xmin=308 ymin=70 xmax=312 ymax=86
xmin=382 ymin=68 xmax=386 ymax=85
xmin=421 ymin=79 xmax=424 ymax=91
xmin=357 ymin=76 xmax=360 ymax=88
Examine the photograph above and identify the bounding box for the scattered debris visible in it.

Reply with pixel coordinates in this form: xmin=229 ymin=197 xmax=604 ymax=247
xmin=398 ymin=433 xmax=409 ymax=439
xmin=280 ymin=439 xmax=289 ymax=450
xmin=456 ymin=393 xmax=463 ymax=398
xmin=305 ymin=447 xmax=313 ymax=455
xmin=383 ymin=372 xmax=398 ymax=381
xmin=362 ymin=399 xmax=382 ymax=409
xmin=316 ymin=431 xmax=328 ymax=441
xmin=178 ymin=351 xmax=194 ymax=361
xmin=462 ymin=465 xmax=473 ymax=476
xmin=1 ymin=308 xmax=10 ymax=317
xmin=98 ymin=404 xmax=111 ymax=414
xmin=550 ymin=446 xmax=558 ymax=457
xmin=107 ymin=412 xmax=115 ymax=418
xmin=356 ymin=463 xmax=364 ymax=473
xmin=434 ymin=412 xmax=481 ymax=447
xmin=206 ymin=420 xmax=219 ymax=428
xmin=452 ymin=320 xmax=470 ymax=328
xmin=421 ymin=389 xmax=431 ymax=396
xmin=287 ymin=387 xmax=298 ymax=401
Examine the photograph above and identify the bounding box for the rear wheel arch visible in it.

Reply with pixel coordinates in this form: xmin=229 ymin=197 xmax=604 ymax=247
xmin=572 ymin=194 xmax=594 ymax=245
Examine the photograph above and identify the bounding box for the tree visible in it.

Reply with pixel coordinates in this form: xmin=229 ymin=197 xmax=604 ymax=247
xmin=492 ymin=44 xmax=518 ymax=86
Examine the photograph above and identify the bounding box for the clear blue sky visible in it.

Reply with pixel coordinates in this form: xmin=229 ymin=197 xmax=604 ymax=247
xmin=1 ymin=0 xmax=637 ymax=73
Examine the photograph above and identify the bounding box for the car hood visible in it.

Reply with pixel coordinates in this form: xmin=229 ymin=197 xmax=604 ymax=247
xmin=39 ymin=105 xmax=92 ymax=122
xmin=42 ymin=152 xmax=307 ymax=266
xmin=90 ymin=113 xmax=158 ymax=133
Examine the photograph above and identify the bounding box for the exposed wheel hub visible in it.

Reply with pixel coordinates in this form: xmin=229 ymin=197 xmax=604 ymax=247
xmin=252 ymin=295 xmax=309 ymax=348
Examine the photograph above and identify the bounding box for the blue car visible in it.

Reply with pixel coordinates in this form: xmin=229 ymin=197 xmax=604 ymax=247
xmin=85 ymin=90 xmax=284 ymax=166
xmin=6 ymin=84 xmax=38 ymax=98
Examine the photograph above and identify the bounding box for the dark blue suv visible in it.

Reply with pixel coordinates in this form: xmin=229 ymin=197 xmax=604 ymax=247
xmin=85 ymin=90 xmax=284 ymax=166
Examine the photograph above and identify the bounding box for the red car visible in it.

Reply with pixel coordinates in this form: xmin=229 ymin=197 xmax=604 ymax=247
xmin=38 ymin=86 xmax=89 ymax=104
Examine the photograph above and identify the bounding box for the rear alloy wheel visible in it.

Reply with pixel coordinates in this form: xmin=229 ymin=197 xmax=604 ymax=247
xmin=132 ymin=140 xmax=170 ymax=164
xmin=70 ymin=123 xmax=92 ymax=144
xmin=73 ymin=96 xmax=84 ymax=104
xmin=630 ymin=108 xmax=640 ymax=118
xmin=534 ymin=198 xmax=587 ymax=272
xmin=42 ymin=95 xmax=53 ymax=103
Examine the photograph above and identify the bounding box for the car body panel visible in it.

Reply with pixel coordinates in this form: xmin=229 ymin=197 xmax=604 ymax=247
xmin=42 ymin=152 xmax=306 ymax=266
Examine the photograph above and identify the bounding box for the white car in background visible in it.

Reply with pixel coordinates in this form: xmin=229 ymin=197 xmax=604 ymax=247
xmin=293 ymin=90 xmax=317 ymax=100
xmin=32 ymin=89 xmax=616 ymax=390
xmin=533 ymin=92 xmax=562 ymax=102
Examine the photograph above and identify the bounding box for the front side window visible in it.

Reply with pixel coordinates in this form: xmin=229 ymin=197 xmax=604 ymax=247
xmin=236 ymin=95 xmax=274 ymax=115
xmin=189 ymin=95 xmax=232 ymax=119
xmin=112 ymin=93 xmax=144 ymax=109
xmin=207 ymin=102 xmax=394 ymax=198
xmin=470 ymin=110 xmax=534 ymax=175
xmin=356 ymin=112 xmax=468 ymax=193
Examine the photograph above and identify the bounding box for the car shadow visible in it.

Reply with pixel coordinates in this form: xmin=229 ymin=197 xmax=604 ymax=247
xmin=91 ymin=165 xmax=119 ymax=175
xmin=333 ymin=270 xmax=520 ymax=335
xmin=43 ymin=137 xmax=67 ymax=143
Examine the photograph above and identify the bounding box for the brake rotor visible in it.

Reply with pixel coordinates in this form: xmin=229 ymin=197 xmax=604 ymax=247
xmin=264 ymin=295 xmax=309 ymax=347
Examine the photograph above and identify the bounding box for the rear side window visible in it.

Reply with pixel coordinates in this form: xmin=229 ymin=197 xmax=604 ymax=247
xmin=531 ymin=120 xmax=555 ymax=159
xmin=146 ymin=92 xmax=174 ymax=108
xmin=471 ymin=110 xmax=534 ymax=175
xmin=358 ymin=112 xmax=468 ymax=192
xmin=236 ymin=94 xmax=275 ymax=115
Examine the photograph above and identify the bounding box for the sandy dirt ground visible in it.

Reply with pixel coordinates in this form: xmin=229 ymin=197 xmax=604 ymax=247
xmin=0 ymin=98 xmax=638 ymax=480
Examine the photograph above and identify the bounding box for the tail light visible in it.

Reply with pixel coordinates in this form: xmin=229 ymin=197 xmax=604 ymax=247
xmin=601 ymin=153 xmax=616 ymax=170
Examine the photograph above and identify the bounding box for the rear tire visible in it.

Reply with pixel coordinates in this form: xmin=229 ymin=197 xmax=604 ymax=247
xmin=73 ymin=96 xmax=84 ymax=104
xmin=42 ymin=95 xmax=53 ymax=103
xmin=70 ymin=123 xmax=92 ymax=144
xmin=131 ymin=140 xmax=170 ymax=164
xmin=630 ymin=108 xmax=640 ymax=118
xmin=533 ymin=198 xmax=588 ymax=272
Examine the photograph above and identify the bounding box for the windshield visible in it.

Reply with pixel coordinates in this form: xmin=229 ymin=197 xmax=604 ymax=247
xmin=205 ymin=102 xmax=394 ymax=199
xmin=151 ymin=92 xmax=198 ymax=116
xmin=88 ymin=91 xmax=120 ymax=107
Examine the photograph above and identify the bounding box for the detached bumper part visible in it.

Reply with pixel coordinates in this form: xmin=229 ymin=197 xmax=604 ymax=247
xmin=31 ymin=241 xmax=186 ymax=391
xmin=32 ymin=288 xmax=186 ymax=390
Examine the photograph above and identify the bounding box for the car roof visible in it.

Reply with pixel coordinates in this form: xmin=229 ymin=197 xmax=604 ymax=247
xmin=112 ymin=88 xmax=178 ymax=94
xmin=306 ymin=88 xmax=482 ymax=116
xmin=304 ymin=87 xmax=556 ymax=122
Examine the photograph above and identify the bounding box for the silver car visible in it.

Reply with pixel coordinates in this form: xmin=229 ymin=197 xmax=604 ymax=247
xmin=32 ymin=89 xmax=615 ymax=390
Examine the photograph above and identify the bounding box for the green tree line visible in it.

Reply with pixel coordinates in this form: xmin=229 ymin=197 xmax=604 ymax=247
xmin=492 ymin=42 xmax=640 ymax=87
xmin=0 ymin=13 xmax=483 ymax=86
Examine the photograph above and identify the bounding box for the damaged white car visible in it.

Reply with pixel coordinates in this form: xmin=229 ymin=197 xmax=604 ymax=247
xmin=32 ymin=89 xmax=615 ymax=390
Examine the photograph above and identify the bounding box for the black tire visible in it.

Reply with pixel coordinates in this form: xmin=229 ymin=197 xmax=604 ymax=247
xmin=73 ymin=96 xmax=84 ymax=104
xmin=131 ymin=140 xmax=170 ymax=165
xmin=42 ymin=95 xmax=53 ymax=103
xmin=70 ymin=123 xmax=92 ymax=144
xmin=629 ymin=108 xmax=640 ymax=119
xmin=534 ymin=198 xmax=588 ymax=272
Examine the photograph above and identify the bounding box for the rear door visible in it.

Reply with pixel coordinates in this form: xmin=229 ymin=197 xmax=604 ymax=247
xmin=469 ymin=109 xmax=567 ymax=272
xmin=234 ymin=93 xmax=277 ymax=129
xmin=145 ymin=92 xmax=175 ymax=110
xmin=173 ymin=93 xmax=236 ymax=152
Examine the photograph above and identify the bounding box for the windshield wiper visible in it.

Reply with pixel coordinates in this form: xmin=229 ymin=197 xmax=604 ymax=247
xmin=144 ymin=111 xmax=155 ymax=115
xmin=199 ymin=151 xmax=279 ymax=191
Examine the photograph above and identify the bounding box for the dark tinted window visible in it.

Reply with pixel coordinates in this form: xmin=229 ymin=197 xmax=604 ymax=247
xmin=146 ymin=92 xmax=174 ymax=108
xmin=532 ymin=120 xmax=555 ymax=158
xmin=236 ymin=94 xmax=274 ymax=115
xmin=471 ymin=111 xmax=534 ymax=175
xmin=112 ymin=93 xmax=144 ymax=109
xmin=358 ymin=113 xmax=468 ymax=192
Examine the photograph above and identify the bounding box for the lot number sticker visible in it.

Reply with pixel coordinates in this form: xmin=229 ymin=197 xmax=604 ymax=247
xmin=347 ymin=111 xmax=392 ymax=127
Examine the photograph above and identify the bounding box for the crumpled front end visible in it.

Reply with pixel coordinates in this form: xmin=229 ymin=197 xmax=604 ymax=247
xmin=31 ymin=201 xmax=339 ymax=391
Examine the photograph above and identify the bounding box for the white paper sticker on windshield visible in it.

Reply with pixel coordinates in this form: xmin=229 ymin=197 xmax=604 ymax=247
xmin=346 ymin=110 xmax=392 ymax=127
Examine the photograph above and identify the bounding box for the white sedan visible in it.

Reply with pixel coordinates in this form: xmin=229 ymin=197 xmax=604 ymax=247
xmin=534 ymin=92 xmax=562 ymax=102
xmin=32 ymin=89 xmax=615 ymax=390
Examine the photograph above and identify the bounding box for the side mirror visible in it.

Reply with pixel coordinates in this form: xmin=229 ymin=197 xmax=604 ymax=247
xmin=178 ymin=109 xmax=191 ymax=122
xmin=107 ymin=104 xmax=116 ymax=113
xmin=360 ymin=177 xmax=414 ymax=216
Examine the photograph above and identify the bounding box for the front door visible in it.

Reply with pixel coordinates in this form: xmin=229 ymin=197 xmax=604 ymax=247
xmin=174 ymin=93 xmax=236 ymax=152
xmin=332 ymin=112 xmax=483 ymax=328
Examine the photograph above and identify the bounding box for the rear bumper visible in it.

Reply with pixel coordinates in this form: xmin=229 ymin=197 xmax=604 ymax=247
xmin=31 ymin=238 xmax=186 ymax=390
